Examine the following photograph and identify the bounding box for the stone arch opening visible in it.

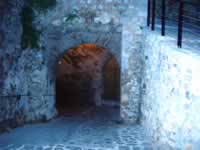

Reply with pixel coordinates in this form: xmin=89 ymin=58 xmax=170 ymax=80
xmin=55 ymin=44 xmax=120 ymax=116
xmin=102 ymin=57 xmax=120 ymax=102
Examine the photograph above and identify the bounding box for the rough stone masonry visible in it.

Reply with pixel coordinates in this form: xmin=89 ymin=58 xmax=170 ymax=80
xmin=1 ymin=0 xmax=200 ymax=149
xmin=0 ymin=0 xmax=146 ymax=130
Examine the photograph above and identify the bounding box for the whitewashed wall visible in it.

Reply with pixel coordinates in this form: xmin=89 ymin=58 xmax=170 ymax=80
xmin=141 ymin=29 xmax=200 ymax=149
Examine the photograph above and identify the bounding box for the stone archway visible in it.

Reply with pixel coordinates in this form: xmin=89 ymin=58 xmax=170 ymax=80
xmin=102 ymin=56 xmax=120 ymax=103
xmin=0 ymin=23 xmax=143 ymax=129
xmin=42 ymin=24 xmax=122 ymax=118
xmin=55 ymin=44 xmax=120 ymax=115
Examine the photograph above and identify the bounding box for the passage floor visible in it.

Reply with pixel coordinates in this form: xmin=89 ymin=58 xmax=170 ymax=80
xmin=0 ymin=106 xmax=153 ymax=150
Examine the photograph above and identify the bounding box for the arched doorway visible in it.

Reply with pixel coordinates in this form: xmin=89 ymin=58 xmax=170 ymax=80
xmin=102 ymin=57 xmax=120 ymax=102
xmin=56 ymin=44 xmax=120 ymax=117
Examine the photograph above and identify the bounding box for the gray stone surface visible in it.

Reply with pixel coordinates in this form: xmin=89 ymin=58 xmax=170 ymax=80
xmin=0 ymin=107 xmax=153 ymax=150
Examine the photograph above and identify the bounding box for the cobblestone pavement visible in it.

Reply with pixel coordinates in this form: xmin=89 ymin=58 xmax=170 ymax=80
xmin=0 ymin=106 xmax=153 ymax=150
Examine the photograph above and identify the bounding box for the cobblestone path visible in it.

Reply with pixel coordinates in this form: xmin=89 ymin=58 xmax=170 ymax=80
xmin=0 ymin=107 xmax=153 ymax=150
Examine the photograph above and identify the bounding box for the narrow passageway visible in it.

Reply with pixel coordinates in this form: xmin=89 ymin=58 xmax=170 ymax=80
xmin=56 ymin=44 xmax=120 ymax=117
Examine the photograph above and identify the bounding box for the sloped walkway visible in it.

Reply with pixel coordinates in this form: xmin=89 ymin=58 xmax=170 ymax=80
xmin=0 ymin=107 xmax=153 ymax=150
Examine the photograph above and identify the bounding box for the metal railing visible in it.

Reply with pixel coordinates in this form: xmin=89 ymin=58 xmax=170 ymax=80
xmin=147 ymin=0 xmax=200 ymax=48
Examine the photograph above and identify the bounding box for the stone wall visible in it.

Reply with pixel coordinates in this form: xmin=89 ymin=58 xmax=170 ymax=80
xmin=141 ymin=29 xmax=200 ymax=149
xmin=0 ymin=0 xmax=51 ymax=131
xmin=0 ymin=0 xmax=146 ymax=130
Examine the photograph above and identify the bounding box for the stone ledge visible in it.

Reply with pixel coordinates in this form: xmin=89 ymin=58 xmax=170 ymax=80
xmin=46 ymin=23 xmax=122 ymax=34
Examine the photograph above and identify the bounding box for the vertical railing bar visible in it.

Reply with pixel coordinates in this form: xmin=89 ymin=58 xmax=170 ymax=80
xmin=147 ymin=0 xmax=151 ymax=26
xmin=161 ymin=0 xmax=166 ymax=36
xmin=178 ymin=0 xmax=184 ymax=48
xmin=151 ymin=0 xmax=156 ymax=30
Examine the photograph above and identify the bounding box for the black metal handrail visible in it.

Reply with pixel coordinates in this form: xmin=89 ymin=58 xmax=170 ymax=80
xmin=147 ymin=0 xmax=200 ymax=48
